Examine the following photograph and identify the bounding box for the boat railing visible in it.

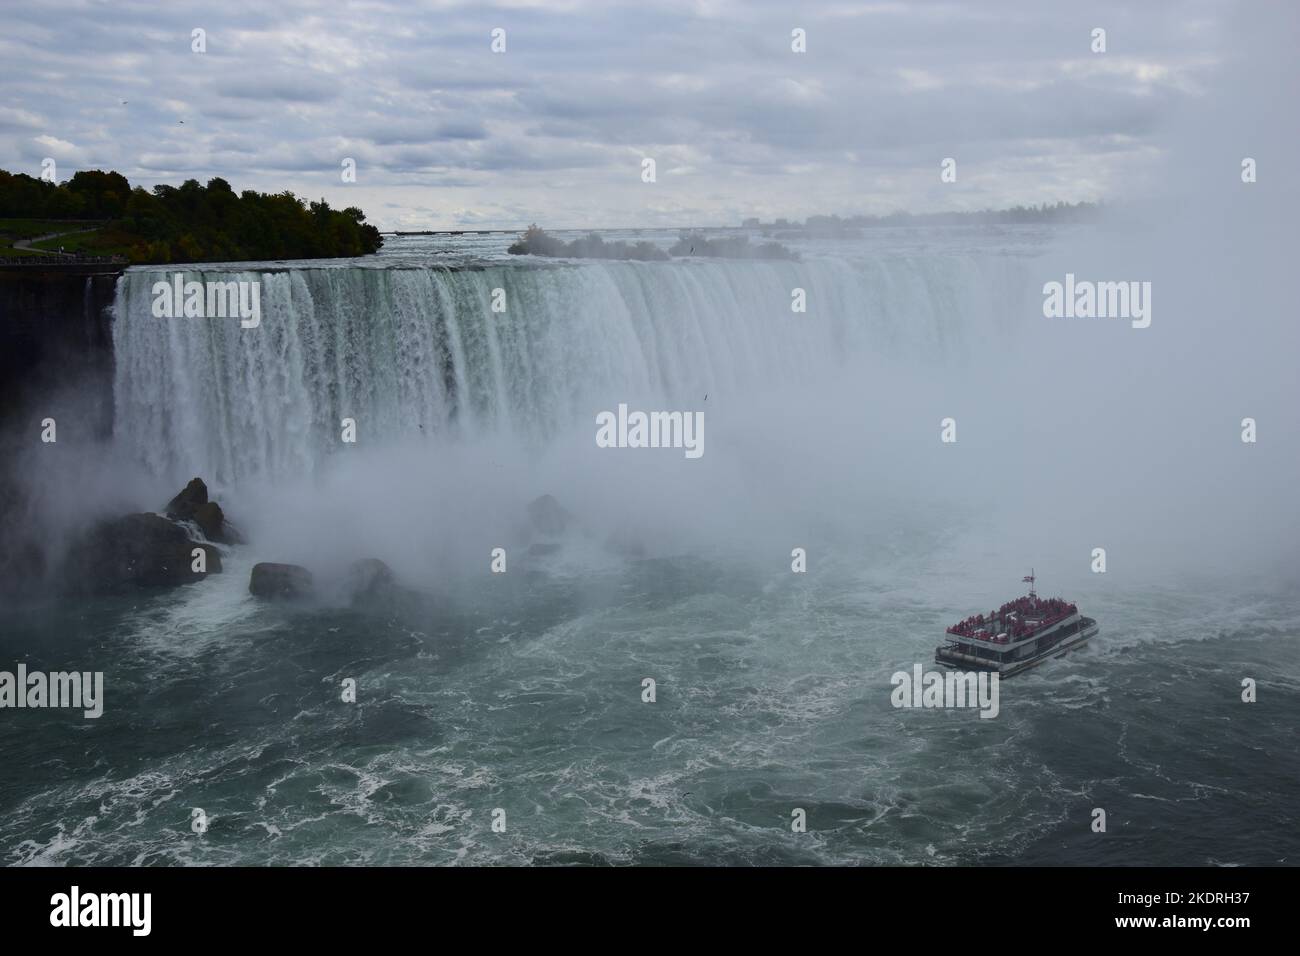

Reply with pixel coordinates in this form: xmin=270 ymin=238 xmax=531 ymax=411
xmin=946 ymin=605 xmax=1078 ymax=644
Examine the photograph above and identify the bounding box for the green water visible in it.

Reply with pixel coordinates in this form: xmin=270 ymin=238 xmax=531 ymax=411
xmin=3 ymin=541 xmax=1296 ymax=866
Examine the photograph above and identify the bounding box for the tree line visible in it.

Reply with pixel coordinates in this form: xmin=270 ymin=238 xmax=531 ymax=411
xmin=0 ymin=168 xmax=383 ymax=263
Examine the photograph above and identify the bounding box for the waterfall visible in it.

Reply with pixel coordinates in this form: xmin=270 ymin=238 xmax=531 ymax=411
xmin=111 ymin=254 xmax=1033 ymax=483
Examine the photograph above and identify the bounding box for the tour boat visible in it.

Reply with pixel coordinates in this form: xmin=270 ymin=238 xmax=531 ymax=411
xmin=935 ymin=571 xmax=1097 ymax=677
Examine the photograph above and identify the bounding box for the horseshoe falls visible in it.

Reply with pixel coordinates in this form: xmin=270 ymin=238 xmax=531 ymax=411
xmin=111 ymin=251 xmax=1031 ymax=485
xmin=2 ymin=229 xmax=1295 ymax=868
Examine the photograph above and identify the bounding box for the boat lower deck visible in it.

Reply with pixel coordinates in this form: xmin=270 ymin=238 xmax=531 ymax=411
xmin=936 ymin=617 xmax=1098 ymax=677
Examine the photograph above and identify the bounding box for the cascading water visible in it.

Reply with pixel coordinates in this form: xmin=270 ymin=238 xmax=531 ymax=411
xmin=111 ymin=252 xmax=1033 ymax=483
xmin=8 ymin=231 xmax=1297 ymax=869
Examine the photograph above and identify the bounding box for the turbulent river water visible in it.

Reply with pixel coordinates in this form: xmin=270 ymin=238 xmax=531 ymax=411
xmin=3 ymin=226 xmax=1297 ymax=865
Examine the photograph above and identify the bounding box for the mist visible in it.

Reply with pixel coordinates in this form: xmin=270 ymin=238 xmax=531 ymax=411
xmin=5 ymin=6 xmax=1296 ymax=606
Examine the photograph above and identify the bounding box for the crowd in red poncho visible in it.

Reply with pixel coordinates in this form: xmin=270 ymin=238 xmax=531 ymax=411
xmin=946 ymin=596 xmax=1078 ymax=643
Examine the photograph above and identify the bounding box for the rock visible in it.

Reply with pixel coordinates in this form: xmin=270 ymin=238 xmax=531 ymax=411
xmin=63 ymin=512 xmax=220 ymax=593
xmin=222 ymin=519 xmax=246 ymax=545
xmin=164 ymin=477 xmax=239 ymax=543
xmin=249 ymin=562 xmax=314 ymax=600
xmin=0 ymin=475 xmax=47 ymax=597
xmin=164 ymin=477 xmax=208 ymax=521
xmin=526 ymin=494 xmax=572 ymax=536
xmin=344 ymin=558 xmax=395 ymax=604
xmin=194 ymin=500 xmax=224 ymax=539
xmin=195 ymin=543 xmax=222 ymax=574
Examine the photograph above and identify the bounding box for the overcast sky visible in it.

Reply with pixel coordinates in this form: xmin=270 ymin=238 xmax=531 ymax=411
xmin=0 ymin=0 xmax=1277 ymax=229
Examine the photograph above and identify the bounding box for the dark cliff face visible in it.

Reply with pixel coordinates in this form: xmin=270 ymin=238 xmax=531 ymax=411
xmin=0 ymin=269 xmax=118 ymax=441
xmin=0 ymin=268 xmax=120 ymax=597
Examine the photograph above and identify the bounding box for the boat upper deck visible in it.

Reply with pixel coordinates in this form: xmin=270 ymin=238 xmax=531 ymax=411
xmin=945 ymin=594 xmax=1078 ymax=646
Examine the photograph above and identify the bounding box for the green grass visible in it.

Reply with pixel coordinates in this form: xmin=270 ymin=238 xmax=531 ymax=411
xmin=35 ymin=224 xmax=141 ymax=260
xmin=0 ymin=218 xmax=108 ymax=256
xmin=32 ymin=230 xmax=104 ymax=253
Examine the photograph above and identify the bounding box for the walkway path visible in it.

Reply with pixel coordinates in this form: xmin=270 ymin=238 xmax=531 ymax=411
xmin=12 ymin=224 xmax=104 ymax=256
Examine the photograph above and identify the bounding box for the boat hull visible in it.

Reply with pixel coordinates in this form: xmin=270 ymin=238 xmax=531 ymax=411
xmin=935 ymin=617 xmax=1098 ymax=678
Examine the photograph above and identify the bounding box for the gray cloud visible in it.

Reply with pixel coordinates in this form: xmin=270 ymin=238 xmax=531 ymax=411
xmin=216 ymin=74 xmax=340 ymax=103
xmin=0 ymin=0 xmax=1268 ymax=228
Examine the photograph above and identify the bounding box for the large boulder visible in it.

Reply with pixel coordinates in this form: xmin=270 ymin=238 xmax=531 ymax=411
xmin=63 ymin=512 xmax=221 ymax=593
xmin=164 ymin=477 xmax=208 ymax=521
xmin=343 ymin=558 xmax=396 ymax=604
xmin=249 ymin=562 xmax=314 ymax=600
xmin=164 ymin=477 xmax=238 ymax=543
xmin=526 ymin=494 xmax=572 ymax=536
xmin=193 ymin=500 xmax=224 ymax=540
